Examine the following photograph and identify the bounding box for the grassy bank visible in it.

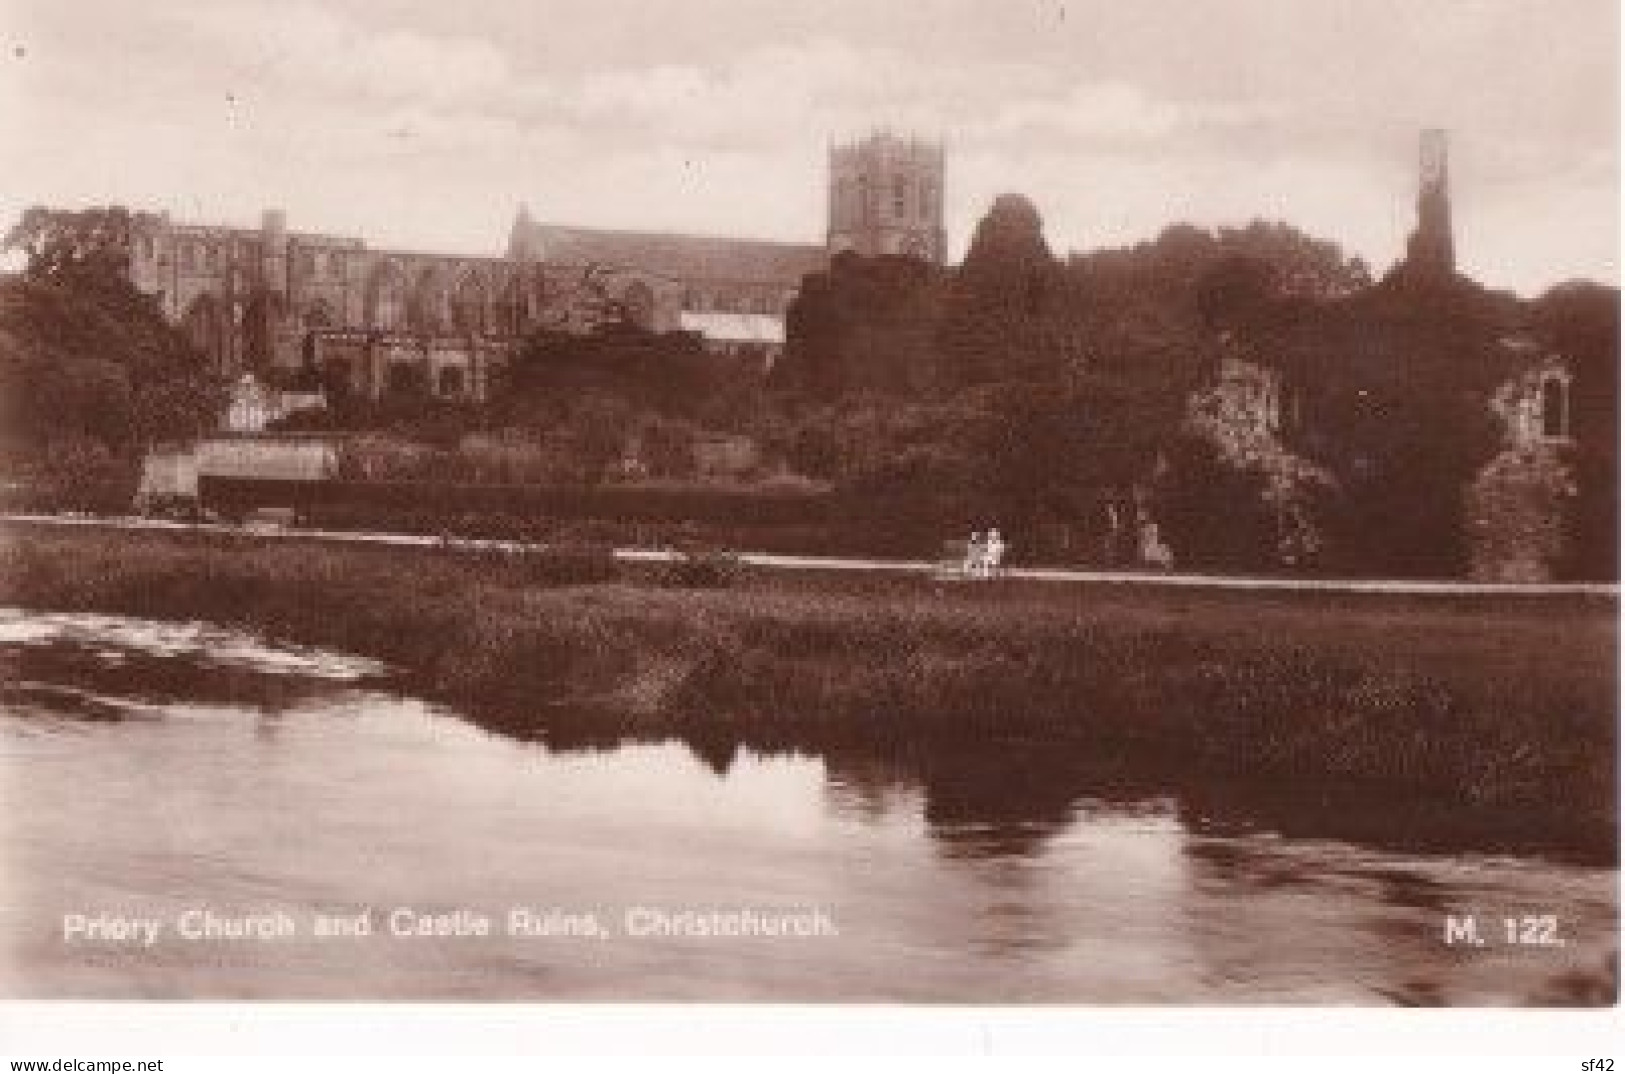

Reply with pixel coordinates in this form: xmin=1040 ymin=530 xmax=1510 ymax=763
xmin=1 ymin=522 xmax=1616 ymax=849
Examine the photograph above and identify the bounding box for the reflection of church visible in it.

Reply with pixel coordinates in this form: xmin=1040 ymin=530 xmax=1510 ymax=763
xmin=124 ymin=132 xmax=946 ymax=403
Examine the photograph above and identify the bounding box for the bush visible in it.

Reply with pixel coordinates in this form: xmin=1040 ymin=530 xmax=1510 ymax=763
xmin=508 ymin=541 xmax=623 ymax=586
xmin=655 ymin=548 xmax=744 ymax=589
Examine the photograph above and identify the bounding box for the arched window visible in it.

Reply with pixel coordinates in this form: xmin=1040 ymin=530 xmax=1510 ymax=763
xmin=242 ymin=289 xmax=284 ymax=372
xmin=494 ymin=276 xmax=525 ymax=336
xmin=408 ymin=269 xmax=449 ymax=335
xmin=451 ymin=273 xmax=487 ymax=335
xmin=366 ymin=262 xmax=408 ymax=331
xmin=893 ymin=177 xmax=908 ymax=218
xmin=182 ymin=294 xmax=224 ymax=368
xmin=1540 ymin=375 xmax=1570 ymax=439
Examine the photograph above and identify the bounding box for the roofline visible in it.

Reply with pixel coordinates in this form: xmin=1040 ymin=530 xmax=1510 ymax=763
xmin=525 ymin=220 xmax=826 ymax=256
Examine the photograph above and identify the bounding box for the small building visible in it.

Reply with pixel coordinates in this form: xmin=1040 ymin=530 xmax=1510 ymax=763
xmin=134 ymin=433 xmax=341 ymax=512
xmin=678 ymin=310 xmax=787 ymax=370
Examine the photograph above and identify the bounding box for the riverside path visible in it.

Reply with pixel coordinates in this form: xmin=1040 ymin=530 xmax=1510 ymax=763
xmin=3 ymin=512 xmax=1616 ymax=598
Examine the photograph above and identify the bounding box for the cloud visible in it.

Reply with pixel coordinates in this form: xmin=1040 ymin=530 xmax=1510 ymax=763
xmin=177 ymin=0 xmax=522 ymax=110
xmin=3 ymin=0 xmax=1615 ymax=294
xmin=979 ymin=81 xmax=1286 ymax=147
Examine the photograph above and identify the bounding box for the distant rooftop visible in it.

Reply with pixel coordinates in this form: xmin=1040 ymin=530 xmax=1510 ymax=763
xmin=512 ymin=222 xmax=826 ymax=287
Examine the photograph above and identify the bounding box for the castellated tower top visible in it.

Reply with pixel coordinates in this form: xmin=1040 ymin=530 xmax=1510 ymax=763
xmin=826 ymin=131 xmax=947 ymax=265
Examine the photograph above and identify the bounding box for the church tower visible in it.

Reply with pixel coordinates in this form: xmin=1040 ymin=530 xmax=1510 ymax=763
xmin=827 ymin=132 xmax=946 ymax=264
xmin=1405 ymin=128 xmax=1455 ymax=277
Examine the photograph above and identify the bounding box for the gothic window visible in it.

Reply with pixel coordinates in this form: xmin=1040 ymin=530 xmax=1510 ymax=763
xmin=182 ymin=295 xmax=223 ymax=367
xmin=407 ymin=270 xmax=449 ymax=335
xmin=1540 ymin=374 xmax=1570 ymax=439
xmin=494 ymin=277 xmax=525 ymax=336
xmin=241 ymin=290 xmax=284 ymax=373
xmin=452 ymin=274 xmax=487 ymax=335
xmin=377 ymin=286 xmax=403 ymax=331
xmin=893 ymin=177 xmax=907 ymax=218
xmin=366 ymin=263 xmax=408 ymax=331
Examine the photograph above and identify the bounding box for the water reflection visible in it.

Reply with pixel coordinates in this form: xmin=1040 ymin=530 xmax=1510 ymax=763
xmin=0 ymin=609 xmax=385 ymax=721
xmin=1 ymin=609 xmax=1617 ymax=1004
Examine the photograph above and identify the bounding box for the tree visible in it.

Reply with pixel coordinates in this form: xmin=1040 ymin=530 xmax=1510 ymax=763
xmin=1 ymin=206 xmax=226 ymax=496
xmin=776 ymin=252 xmax=944 ymax=399
xmin=1156 ymin=432 xmax=1277 ymax=570
xmin=4 ymin=206 xmax=159 ymax=290
xmin=1532 ymin=281 xmax=1620 ymax=579
xmin=936 ymin=194 xmax=1067 ymax=386
xmin=1260 ymin=278 xmax=1520 ymax=576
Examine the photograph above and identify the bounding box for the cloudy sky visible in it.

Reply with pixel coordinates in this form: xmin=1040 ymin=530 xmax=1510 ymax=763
xmin=2 ymin=0 xmax=1617 ymax=294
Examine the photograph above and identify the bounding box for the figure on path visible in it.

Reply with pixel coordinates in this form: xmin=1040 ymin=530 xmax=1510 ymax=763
xmin=984 ymin=528 xmax=1008 ymax=578
xmin=963 ymin=531 xmax=984 ymax=579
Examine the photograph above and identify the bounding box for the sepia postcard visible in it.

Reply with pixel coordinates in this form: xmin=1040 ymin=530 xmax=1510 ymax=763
xmin=0 ymin=0 xmax=1619 ymax=1059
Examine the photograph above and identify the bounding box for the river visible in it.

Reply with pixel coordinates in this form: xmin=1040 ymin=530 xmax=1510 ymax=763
xmin=0 ymin=608 xmax=1615 ymax=1003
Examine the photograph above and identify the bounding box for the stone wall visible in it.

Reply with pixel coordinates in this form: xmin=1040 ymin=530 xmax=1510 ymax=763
xmin=1466 ymin=353 xmax=1580 ymax=582
xmin=1183 ymin=355 xmax=1338 ymax=567
xmin=1465 ymin=445 xmax=1577 ymax=582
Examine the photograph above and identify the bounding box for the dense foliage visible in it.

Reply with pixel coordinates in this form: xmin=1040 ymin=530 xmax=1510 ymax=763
xmin=773 ymin=199 xmax=1616 ymax=578
xmin=4 ymin=199 xmax=1614 ymax=578
xmin=1 ymin=207 xmax=225 ymax=498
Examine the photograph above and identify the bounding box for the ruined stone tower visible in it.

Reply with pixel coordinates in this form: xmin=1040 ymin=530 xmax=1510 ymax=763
xmin=827 ymin=132 xmax=947 ymax=264
xmin=1405 ymin=128 xmax=1455 ymax=277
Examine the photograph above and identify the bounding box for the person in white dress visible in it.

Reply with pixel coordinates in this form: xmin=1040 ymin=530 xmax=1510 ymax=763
xmin=983 ymin=528 xmax=1007 ymax=578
